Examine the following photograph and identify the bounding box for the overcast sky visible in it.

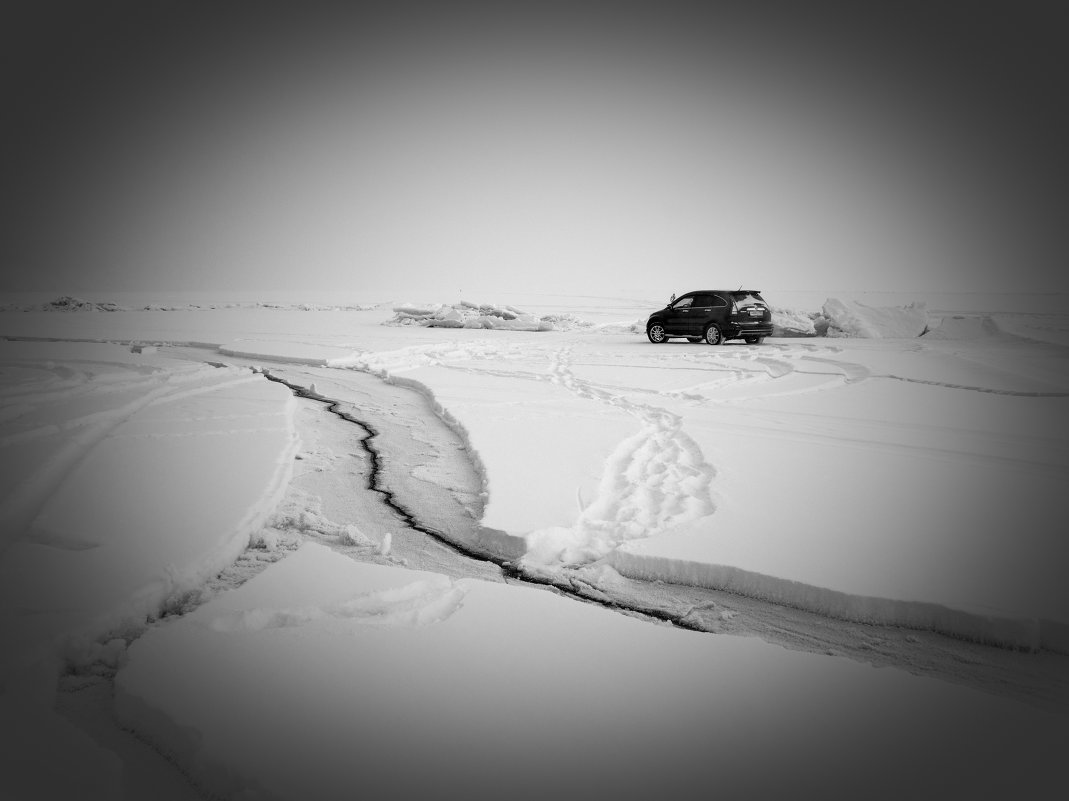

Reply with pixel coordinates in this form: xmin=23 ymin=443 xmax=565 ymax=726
xmin=2 ymin=1 xmax=1066 ymax=295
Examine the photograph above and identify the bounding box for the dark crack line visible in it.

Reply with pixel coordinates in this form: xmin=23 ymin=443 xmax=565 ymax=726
xmin=261 ymin=372 xmax=474 ymax=549
xmin=260 ymin=369 xmax=709 ymax=633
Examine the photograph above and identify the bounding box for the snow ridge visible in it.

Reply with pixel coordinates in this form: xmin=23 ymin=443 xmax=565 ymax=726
xmin=608 ymin=548 xmax=1054 ymax=651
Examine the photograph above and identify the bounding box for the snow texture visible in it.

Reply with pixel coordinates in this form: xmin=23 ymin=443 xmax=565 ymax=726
xmin=1 ymin=290 xmax=1067 ymax=799
xmin=817 ymin=297 xmax=929 ymax=337
xmin=0 ymin=340 xmax=299 ymax=797
xmin=386 ymin=299 xmax=553 ymax=330
xmin=114 ymin=541 xmax=1068 ymax=801
xmin=770 ymin=305 xmax=819 ymax=336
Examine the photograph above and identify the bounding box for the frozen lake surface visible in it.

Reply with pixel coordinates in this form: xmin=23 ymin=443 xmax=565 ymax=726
xmin=1 ymin=288 xmax=1067 ymax=799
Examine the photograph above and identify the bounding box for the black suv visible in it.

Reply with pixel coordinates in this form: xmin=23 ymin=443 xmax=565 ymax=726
xmin=646 ymin=290 xmax=773 ymax=345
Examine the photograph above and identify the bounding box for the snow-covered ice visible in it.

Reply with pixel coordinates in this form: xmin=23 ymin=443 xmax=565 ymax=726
xmin=816 ymin=297 xmax=929 ymax=337
xmin=115 ymin=541 xmax=1065 ymax=801
xmin=1 ymin=288 xmax=1067 ymax=799
xmin=0 ymin=338 xmax=301 ymax=798
xmin=321 ymin=295 xmax=1069 ymax=650
xmin=0 ymin=341 xmax=298 ymax=667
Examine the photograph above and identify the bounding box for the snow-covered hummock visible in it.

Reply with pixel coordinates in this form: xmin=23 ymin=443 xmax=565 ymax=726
xmin=33 ymin=295 xmax=129 ymax=313
xmin=387 ymin=300 xmax=553 ymax=330
xmin=770 ymin=305 xmax=818 ymax=336
xmin=0 ymin=293 xmax=381 ymax=313
xmin=817 ymin=297 xmax=929 ymax=337
xmin=116 ymin=541 xmax=1067 ymax=801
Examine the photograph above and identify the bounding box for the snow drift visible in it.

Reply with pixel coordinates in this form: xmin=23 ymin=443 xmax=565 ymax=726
xmin=816 ymin=297 xmax=929 ymax=337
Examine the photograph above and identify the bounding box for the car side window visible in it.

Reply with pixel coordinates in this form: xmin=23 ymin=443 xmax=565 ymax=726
xmin=710 ymin=294 xmax=728 ymax=308
xmin=691 ymin=294 xmax=713 ymax=307
xmin=672 ymin=296 xmax=694 ymax=309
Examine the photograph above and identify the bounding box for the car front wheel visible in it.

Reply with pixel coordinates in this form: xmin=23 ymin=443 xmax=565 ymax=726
xmin=744 ymin=336 xmax=764 ymax=345
xmin=703 ymin=324 xmax=723 ymax=345
xmin=647 ymin=323 xmax=668 ymax=343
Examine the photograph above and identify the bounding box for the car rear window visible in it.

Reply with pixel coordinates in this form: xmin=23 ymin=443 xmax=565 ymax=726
xmin=731 ymin=292 xmax=765 ymax=308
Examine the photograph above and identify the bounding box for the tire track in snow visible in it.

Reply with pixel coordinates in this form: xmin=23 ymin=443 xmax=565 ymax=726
xmin=0 ymin=375 xmax=175 ymax=555
xmin=0 ymin=369 xmax=264 ymax=556
xmin=0 ymin=375 xmax=174 ymax=445
xmin=798 ymin=354 xmax=871 ymax=383
xmin=638 ymin=348 xmax=851 ymax=402
xmin=877 ymin=373 xmax=1069 ymax=397
xmin=700 ymin=347 xmax=1068 ymax=398
xmin=783 ymin=350 xmax=1068 ymax=397
xmin=791 ymin=345 xmax=1067 ymax=397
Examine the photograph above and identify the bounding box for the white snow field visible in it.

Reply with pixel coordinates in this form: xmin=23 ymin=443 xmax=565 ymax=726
xmin=116 ymin=541 xmax=1062 ymax=801
xmin=1 ymin=289 xmax=1067 ymax=799
xmin=0 ymin=338 xmax=300 ymax=798
xmin=333 ymin=292 xmax=1069 ymax=652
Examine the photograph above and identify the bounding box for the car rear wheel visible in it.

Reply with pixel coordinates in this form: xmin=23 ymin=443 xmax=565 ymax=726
xmin=703 ymin=325 xmax=723 ymax=345
xmin=647 ymin=323 xmax=668 ymax=343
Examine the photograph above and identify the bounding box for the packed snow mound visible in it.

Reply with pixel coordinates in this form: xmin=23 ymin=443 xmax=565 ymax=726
xmin=34 ymin=295 xmax=129 ymax=312
xmin=386 ymin=301 xmax=553 ymax=331
xmin=771 ymin=307 xmax=818 ymax=337
xmin=815 ymin=298 xmax=928 ymax=338
xmin=539 ymin=313 xmax=643 ymax=333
